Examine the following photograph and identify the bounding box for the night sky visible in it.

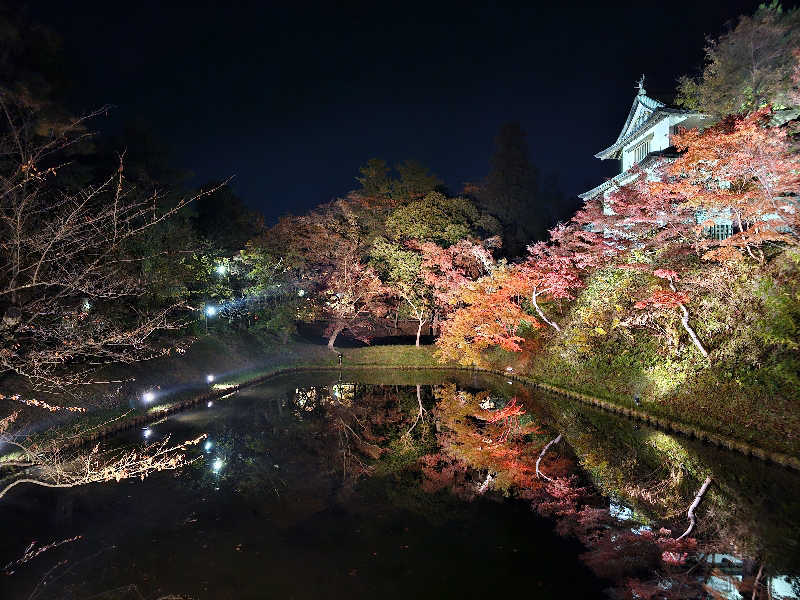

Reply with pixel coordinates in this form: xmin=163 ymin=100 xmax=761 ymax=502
xmin=30 ymin=0 xmax=763 ymax=222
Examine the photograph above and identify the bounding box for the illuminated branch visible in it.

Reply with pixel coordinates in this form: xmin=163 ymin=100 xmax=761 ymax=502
xmin=405 ymin=384 xmax=426 ymax=437
xmin=676 ymin=475 xmax=712 ymax=541
xmin=536 ymin=434 xmax=562 ymax=482
xmin=487 ymin=397 xmax=526 ymax=442
xmin=2 ymin=535 xmax=82 ymax=575
xmin=636 ymin=270 xmax=709 ymax=359
xmin=0 ymin=88 xmax=224 ymax=393
xmin=0 ymin=434 xmax=206 ymax=501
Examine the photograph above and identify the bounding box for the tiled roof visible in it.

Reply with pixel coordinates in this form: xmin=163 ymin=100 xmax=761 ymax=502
xmin=595 ymin=93 xmax=696 ymax=160
xmin=578 ymin=154 xmax=667 ymax=200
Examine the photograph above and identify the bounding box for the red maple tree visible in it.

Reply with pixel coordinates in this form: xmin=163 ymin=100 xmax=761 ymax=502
xmin=653 ymin=107 xmax=800 ymax=263
xmin=520 ymin=241 xmax=584 ymax=332
xmin=634 ymin=269 xmax=708 ymax=358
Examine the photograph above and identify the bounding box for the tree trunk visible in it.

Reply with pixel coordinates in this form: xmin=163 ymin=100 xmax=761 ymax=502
xmin=477 ymin=471 xmax=494 ymax=494
xmin=415 ymin=318 xmax=424 ymax=347
xmin=665 ymin=276 xmax=708 ymax=359
xmin=752 ymin=562 xmax=764 ymax=600
xmin=678 ymin=303 xmax=709 ymax=359
xmin=327 ymin=324 xmax=344 ymax=350
xmin=677 ymin=475 xmax=712 ymax=540
xmin=532 ymin=291 xmax=561 ymax=332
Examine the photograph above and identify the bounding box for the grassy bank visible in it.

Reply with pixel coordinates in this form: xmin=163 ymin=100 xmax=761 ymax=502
xmin=478 ymin=248 xmax=800 ymax=459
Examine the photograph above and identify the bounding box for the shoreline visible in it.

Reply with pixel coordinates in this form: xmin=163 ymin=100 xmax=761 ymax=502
xmin=39 ymin=344 xmax=799 ymax=471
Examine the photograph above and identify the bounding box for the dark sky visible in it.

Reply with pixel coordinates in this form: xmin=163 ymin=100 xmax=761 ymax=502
xmin=31 ymin=0 xmax=764 ymax=222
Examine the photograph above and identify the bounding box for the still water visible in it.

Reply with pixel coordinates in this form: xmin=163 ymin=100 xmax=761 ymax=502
xmin=1 ymin=369 xmax=798 ymax=599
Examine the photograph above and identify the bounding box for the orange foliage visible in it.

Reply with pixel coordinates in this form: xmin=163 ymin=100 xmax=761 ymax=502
xmin=436 ymin=267 xmax=540 ymax=367
xmin=653 ymin=107 xmax=800 ymax=262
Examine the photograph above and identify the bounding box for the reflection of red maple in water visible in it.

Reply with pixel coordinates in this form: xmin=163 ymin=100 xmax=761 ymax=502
xmin=420 ymin=385 xmax=713 ymax=599
xmin=486 ymin=397 xmax=526 ymax=442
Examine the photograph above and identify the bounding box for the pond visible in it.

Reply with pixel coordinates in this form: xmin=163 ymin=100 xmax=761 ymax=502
xmin=1 ymin=369 xmax=798 ymax=599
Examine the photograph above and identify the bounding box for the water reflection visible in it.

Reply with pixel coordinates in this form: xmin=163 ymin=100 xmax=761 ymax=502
xmin=0 ymin=370 xmax=797 ymax=599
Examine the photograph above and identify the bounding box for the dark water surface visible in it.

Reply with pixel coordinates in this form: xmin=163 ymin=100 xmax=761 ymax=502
xmin=1 ymin=369 xmax=798 ymax=599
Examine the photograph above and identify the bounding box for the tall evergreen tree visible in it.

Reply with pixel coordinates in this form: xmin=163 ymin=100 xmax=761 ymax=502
xmin=479 ymin=122 xmax=541 ymax=257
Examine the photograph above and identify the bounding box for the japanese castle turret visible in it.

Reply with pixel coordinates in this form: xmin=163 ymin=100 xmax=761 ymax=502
xmin=579 ymin=78 xmax=734 ymax=239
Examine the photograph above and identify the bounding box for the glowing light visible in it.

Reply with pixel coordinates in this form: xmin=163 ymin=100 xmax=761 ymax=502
xmin=297 ymin=289 xmax=305 ymax=297
xmin=204 ymin=440 xmax=213 ymax=452
xmin=207 ymin=401 xmax=213 ymax=408
xmin=206 ymin=374 xmax=215 ymax=383
xmin=505 ymin=366 xmax=513 ymax=372
xmin=205 ymin=305 xmax=217 ymax=317
xmin=142 ymin=391 xmax=155 ymax=403
xmin=507 ymin=380 xmax=513 ymax=384
xmin=143 ymin=428 xmax=152 ymax=438
xmin=215 ymin=264 xmax=227 ymax=276
xmin=212 ymin=458 xmax=224 ymax=473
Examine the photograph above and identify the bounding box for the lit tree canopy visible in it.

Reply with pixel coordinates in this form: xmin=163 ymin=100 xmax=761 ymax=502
xmin=675 ymin=1 xmax=800 ymax=115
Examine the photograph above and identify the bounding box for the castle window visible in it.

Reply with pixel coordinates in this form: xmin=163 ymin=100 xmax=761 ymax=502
xmin=707 ymin=223 xmax=732 ymax=240
xmin=632 ymin=139 xmax=650 ymax=164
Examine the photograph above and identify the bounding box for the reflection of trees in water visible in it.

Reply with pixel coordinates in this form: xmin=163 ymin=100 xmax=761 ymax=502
xmin=67 ymin=379 xmax=795 ymax=600
xmin=561 ymin=397 xmax=800 ymax=575
xmin=196 ymin=383 xmax=440 ymax=502
xmin=427 ymin=384 xmax=800 ymax=599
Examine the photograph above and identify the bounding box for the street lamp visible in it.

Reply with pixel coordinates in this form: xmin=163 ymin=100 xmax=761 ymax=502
xmin=204 ymin=304 xmax=217 ymax=334
xmin=215 ymin=264 xmax=227 ymax=276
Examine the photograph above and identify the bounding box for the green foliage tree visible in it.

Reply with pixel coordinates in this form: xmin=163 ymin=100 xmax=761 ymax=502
xmin=385 ymin=192 xmax=479 ymax=245
xmin=355 ymin=157 xmax=392 ymax=198
xmin=392 ymin=159 xmax=443 ymax=201
xmin=239 ymin=245 xmax=311 ymax=342
xmin=675 ymin=1 xmax=800 ymax=116
xmin=195 ymin=183 xmax=264 ymax=254
xmin=369 ymin=238 xmax=431 ymax=346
